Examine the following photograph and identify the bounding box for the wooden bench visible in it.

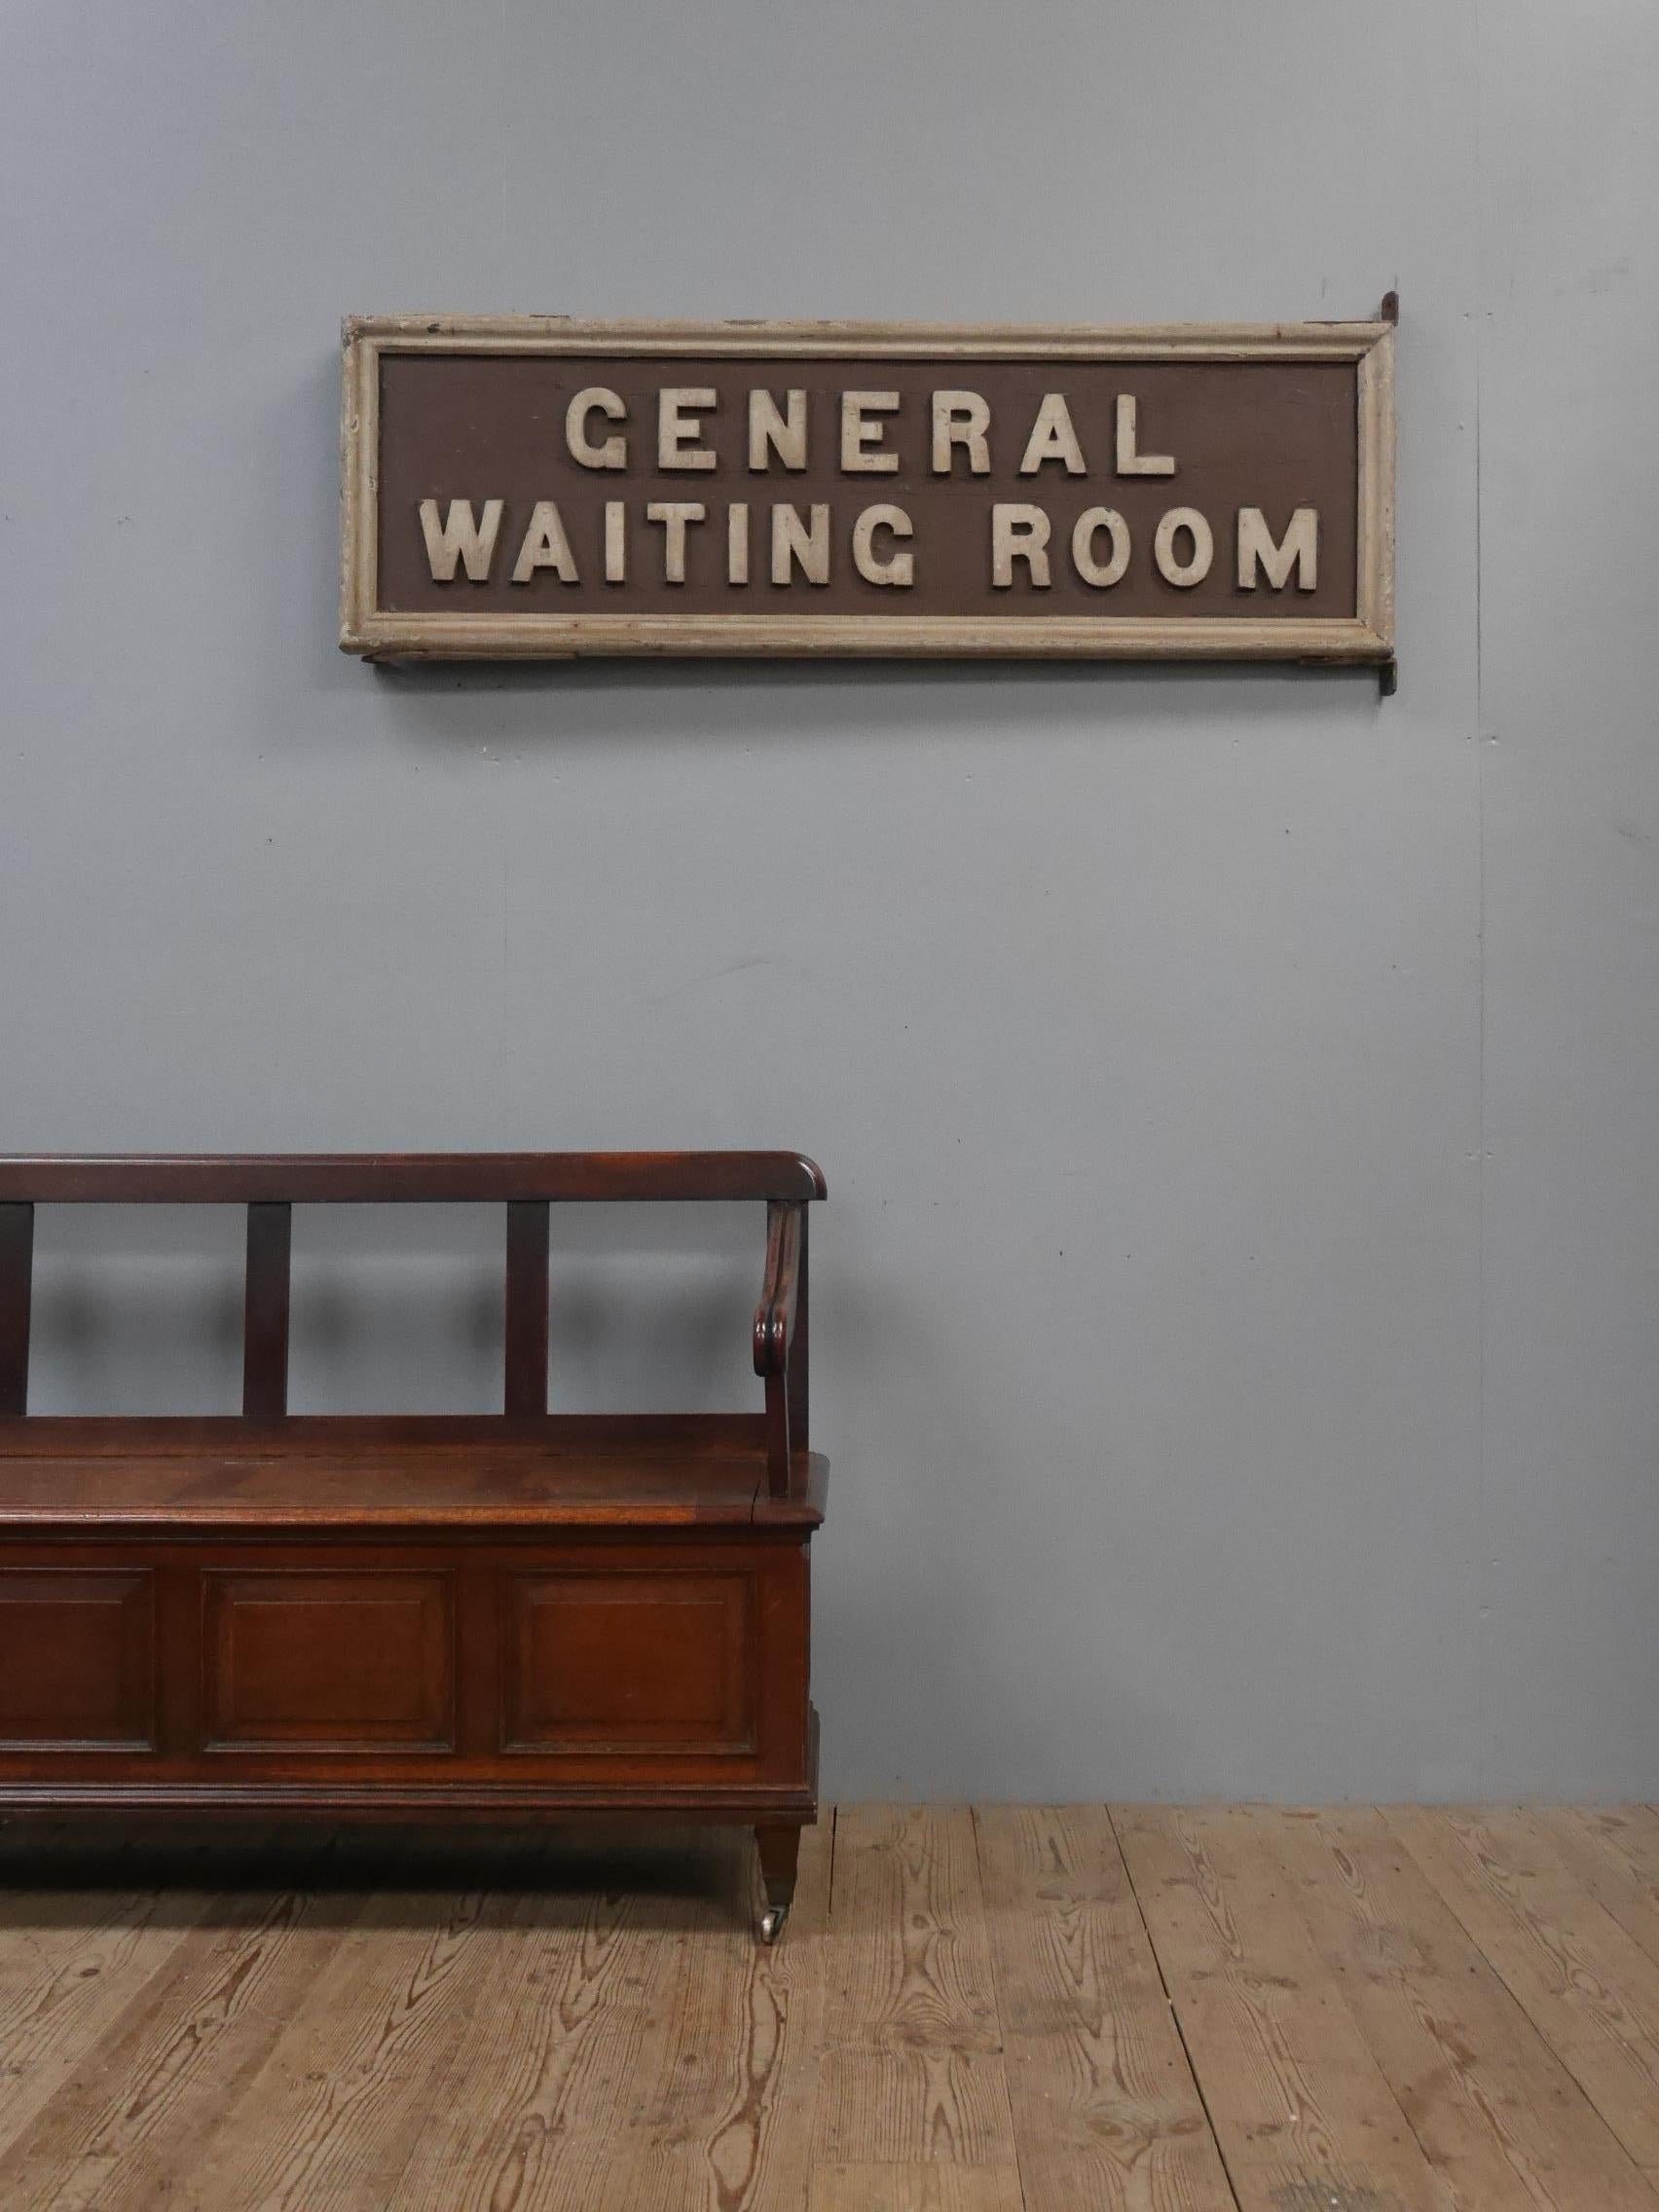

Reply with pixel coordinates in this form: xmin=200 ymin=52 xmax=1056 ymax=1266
xmin=0 ymin=1152 xmax=826 ymax=1940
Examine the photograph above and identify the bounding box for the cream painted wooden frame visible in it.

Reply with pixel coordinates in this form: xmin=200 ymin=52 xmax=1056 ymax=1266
xmin=340 ymin=316 xmax=1395 ymax=663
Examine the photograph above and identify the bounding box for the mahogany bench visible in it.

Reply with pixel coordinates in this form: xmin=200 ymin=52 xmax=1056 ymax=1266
xmin=0 ymin=1152 xmax=826 ymax=1940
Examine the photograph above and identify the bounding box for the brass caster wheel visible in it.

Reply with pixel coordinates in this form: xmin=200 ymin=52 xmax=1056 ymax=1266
xmin=759 ymin=1903 xmax=790 ymax=1945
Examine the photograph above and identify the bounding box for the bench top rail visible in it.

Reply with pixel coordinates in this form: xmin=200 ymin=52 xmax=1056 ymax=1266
xmin=0 ymin=1152 xmax=825 ymax=1205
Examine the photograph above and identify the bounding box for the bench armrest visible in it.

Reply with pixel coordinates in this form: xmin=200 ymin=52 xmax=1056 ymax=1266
xmin=753 ymin=1203 xmax=802 ymax=1377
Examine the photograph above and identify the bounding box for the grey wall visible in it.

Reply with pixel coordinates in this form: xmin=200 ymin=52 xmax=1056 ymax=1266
xmin=2 ymin=1 xmax=1653 ymax=1799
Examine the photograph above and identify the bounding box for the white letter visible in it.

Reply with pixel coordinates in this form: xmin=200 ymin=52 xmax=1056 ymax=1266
xmin=748 ymin=389 xmax=807 ymax=471
xmin=841 ymin=390 xmax=901 ymax=473
xmin=418 ymin=498 xmax=503 ymax=582
xmin=1154 ymin=507 xmax=1213 ymax=587
xmin=1116 ymin=393 xmax=1175 ymax=475
xmin=658 ymin=387 xmax=718 ymax=470
xmin=510 ymin=500 xmax=578 ymax=583
xmin=728 ymin=501 xmax=750 ymax=584
xmin=932 ymin=390 xmax=990 ymax=474
xmin=991 ymin=503 xmax=1051 ymax=587
xmin=604 ymin=500 xmax=626 ymax=584
xmin=770 ymin=503 xmax=830 ymax=585
xmin=645 ymin=500 xmax=706 ymax=583
xmin=1071 ymin=507 xmax=1130 ymax=588
xmin=852 ymin=503 xmax=913 ymax=587
xmin=1237 ymin=505 xmax=1319 ymax=591
xmin=566 ymin=387 xmax=627 ymax=469
xmin=1018 ymin=393 xmax=1087 ymax=476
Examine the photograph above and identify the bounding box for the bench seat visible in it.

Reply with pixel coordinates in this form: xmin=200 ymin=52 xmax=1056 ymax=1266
xmin=0 ymin=1419 xmax=827 ymax=1531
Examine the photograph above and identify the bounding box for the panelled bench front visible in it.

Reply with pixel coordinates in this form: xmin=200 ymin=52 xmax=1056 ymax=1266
xmin=0 ymin=1151 xmax=826 ymax=1939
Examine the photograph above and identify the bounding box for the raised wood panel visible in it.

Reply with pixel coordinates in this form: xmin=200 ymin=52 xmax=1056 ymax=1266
xmin=203 ymin=1571 xmax=454 ymax=1751
xmin=0 ymin=1569 xmax=155 ymax=1750
xmin=502 ymin=1569 xmax=755 ymax=1754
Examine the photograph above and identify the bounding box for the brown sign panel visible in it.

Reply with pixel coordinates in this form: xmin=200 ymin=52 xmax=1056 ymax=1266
xmin=341 ymin=317 xmax=1393 ymax=663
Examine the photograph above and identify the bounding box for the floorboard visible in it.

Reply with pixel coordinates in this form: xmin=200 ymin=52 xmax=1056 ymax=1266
xmin=1529 ymin=1809 xmax=1659 ymax=1971
xmin=0 ymin=1830 xmax=345 ymax=2212
xmin=169 ymin=1840 xmax=501 ymax=2211
xmin=0 ymin=1806 xmax=1655 ymax=2209
xmin=809 ymin=2165 xmax=1023 ymax=2210
xmin=977 ymin=1804 xmax=1233 ymax=2210
xmin=814 ymin=1805 xmax=1016 ymax=2171
xmin=1113 ymin=1807 xmax=1456 ymax=2208
xmin=1262 ymin=1806 xmax=1658 ymax=2211
xmin=388 ymin=1826 xmax=738 ymax=2212
xmin=602 ymin=1818 xmax=831 ymax=2212
xmin=1390 ymin=1807 xmax=1659 ymax=2173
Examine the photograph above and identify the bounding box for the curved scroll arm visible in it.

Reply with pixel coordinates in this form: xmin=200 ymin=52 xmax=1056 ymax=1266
xmin=753 ymin=1202 xmax=802 ymax=1377
xmin=754 ymin=1201 xmax=809 ymax=1497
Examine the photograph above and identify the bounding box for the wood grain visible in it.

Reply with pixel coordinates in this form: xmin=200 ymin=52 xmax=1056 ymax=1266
xmin=1227 ymin=2160 xmax=1457 ymax=2211
xmin=815 ymin=1805 xmax=1015 ymax=2168
xmin=0 ymin=1859 xmax=203 ymax=2146
xmin=606 ymin=1817 xmax=831 ymax=2209
xmin=0 ymin=1831 xmax=344 ymax=2211
xmin=694 ymin=1817 xmax=830 ymax=2210
xmin=169 ymin=1837 xmax=533 ymax=2211
xmin=1262 ymin=1805 xmax=1658 ymax=2210
xmin=1 ymin=1803 xmax=1657 ymax=2207
xmin=977 ymin=1804 xmax=1233 ymax=2210
xmin=0 ymin=1439 xmax=793 ymax=1527
xmin=1390 ymin=1806 xmax=1659 ymax=2169
xmin=810 ymin=2163 xmax=1023 ymax=2210
xmin=1113 ymin=1807 xmax=1454 ymax=2206
xmin=387 ymin=1825 xmax=751 ymax=2211
xmin=1529 ymin=1807 xmax=1659 ymax=1970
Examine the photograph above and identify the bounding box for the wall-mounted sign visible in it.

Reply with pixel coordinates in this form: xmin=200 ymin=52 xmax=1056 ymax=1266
xmin=340 ymin=313 xmax=1393 ymax=665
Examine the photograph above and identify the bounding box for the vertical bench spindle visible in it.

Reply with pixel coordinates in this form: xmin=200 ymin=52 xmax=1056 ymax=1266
xmin=242 ymin=1200 xmax=292 ymax=1420
xmin=503 ymin=1198 xmax=551 ymax=1418
xmin=0 ymin=1202 xmax=34 ymax=1418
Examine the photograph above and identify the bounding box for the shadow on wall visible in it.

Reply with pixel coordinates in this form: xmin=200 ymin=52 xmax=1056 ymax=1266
xmin=26 ymin=1200 xmax=768 ymax=1418
xmin=24 ymin=1190 xmax=1030 ymax=1787
xmin=807 ymin=1264 xmax=1071 ymax=1798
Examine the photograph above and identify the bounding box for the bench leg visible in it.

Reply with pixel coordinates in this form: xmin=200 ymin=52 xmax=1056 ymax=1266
xmin=755 ymin=1823 xmax=801 ymax=1944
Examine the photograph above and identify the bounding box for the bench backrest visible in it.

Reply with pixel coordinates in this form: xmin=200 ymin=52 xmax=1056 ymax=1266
xmin=0 ymin=1153 xmax=823 ymax=1491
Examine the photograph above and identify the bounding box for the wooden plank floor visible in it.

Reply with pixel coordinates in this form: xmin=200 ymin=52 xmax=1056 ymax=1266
xmin=0 ymin=1809 xmax=1656 ymax=2209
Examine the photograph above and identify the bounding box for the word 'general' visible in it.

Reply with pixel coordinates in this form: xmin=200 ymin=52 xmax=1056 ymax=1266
xmin=557 ymin=387 xmax=1183 ymax=478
